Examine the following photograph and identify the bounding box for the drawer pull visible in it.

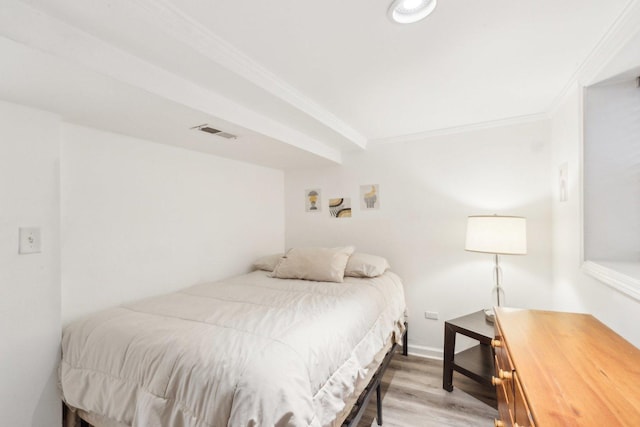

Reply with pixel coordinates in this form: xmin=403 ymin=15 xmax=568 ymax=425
xmin=499 ymin=369 xmax=513 ymax=380
xmin=491 ymin=376 xmax=502 ymax=386
xmin=491 ymin=339 xmax=502 ymax=348
xmin=494 ymin=419 xmax=505 ymax=427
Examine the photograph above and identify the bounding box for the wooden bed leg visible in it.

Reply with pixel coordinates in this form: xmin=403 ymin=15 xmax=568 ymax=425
xmin=376 ymin=383 xmax=383 ymax=425
xmin=402 ymin=321 xmax=408 ymax=356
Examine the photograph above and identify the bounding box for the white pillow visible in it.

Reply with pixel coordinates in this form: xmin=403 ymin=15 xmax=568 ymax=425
xmin=271 ymin=246 xmax=355 ymax=283
xmin=253 ymin=253 xmax=284 ymax=272
xmin=345 ymin=252 xmax=390 ymax=278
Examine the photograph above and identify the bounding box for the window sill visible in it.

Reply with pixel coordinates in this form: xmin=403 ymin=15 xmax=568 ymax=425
xmin=582 ymin=261 xmax=640 ymax=302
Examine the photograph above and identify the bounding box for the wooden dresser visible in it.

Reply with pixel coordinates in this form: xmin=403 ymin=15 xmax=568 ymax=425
xmin=491 ymin=308 xmax=640 ymax=427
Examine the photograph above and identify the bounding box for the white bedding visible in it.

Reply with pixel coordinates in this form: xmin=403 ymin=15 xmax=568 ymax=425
xmin=60 ymin=270 xmax=406 ymax=427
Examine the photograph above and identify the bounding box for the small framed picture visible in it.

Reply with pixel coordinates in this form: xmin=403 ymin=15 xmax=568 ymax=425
xmin=305 ymin=189 xmax=322 ymax=212
xmin=329 ymin=198 xmax=352 ymax=218
xmin=360 ymin=184 xmax=380 ymax=210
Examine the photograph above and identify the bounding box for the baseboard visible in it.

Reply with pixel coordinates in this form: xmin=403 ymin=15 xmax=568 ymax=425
xmin=407 ymin=344 xmax=443 ymax=360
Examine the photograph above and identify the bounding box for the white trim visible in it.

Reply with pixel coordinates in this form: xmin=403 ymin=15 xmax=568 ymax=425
xmin=578 ymin=0 xmax=640 ymax=86
xmin=580 ymin=78 xmax=640 ymax=303
xmin=0 ymin=0 xmax=343 ymax=164
xmin=368 ymin=113 xmax=549 ymax=145
xmin=5 ymin=0 xmax=637 ymax=159
xmin=548 ymin=0 xmax=640 ymax=115
xmin=548 ymin=80 xmax=581 ymax=118
xmin=407 ymin=343 xmax=443 ymax=360
xmin=578 ymin=85 xmax=586 ymax=267
xmin=130 ymin=0 xmax=368 ymax=150
xmin=582 ymin=261 xmax=640 ymax=302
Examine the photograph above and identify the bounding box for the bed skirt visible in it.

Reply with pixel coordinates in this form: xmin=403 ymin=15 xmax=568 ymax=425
xmin=64 ymin=325 xmax=408 ymax=427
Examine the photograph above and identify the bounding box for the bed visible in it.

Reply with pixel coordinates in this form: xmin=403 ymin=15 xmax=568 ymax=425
xmin=60 ymin=249 xmax=407 ymax=427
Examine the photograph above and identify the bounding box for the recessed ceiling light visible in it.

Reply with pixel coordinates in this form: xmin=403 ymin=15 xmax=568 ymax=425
xmin=388 ymin=0 xmax=437 ymax=24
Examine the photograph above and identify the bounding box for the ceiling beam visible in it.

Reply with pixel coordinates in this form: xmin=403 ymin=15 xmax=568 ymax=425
xmin=0 ymin=0 xmax=343 ymax=164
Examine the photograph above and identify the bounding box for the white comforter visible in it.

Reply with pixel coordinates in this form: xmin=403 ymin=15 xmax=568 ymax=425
xmin=60 ymin=270 xmax=406 ymax=427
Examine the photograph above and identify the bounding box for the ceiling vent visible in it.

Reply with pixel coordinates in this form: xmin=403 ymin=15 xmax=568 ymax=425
xmin=191 ymin=124 xmax=237 ymax=140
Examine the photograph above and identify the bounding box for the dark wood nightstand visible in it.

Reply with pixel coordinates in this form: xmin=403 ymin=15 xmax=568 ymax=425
xmin=442 ymin=310 xmax=495 ymax=392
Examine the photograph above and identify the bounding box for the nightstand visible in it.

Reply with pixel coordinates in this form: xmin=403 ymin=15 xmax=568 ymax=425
xmin=442 ymin=310 xmax=495 ymax=392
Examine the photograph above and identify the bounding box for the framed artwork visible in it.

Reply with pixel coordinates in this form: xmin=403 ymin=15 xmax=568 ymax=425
xmin=305 ymin=189 xmax=322 ymax=212
xmin=329 ymin=198 xmax=352 ymax=218
xmin=360 ymin=184 xmax=380 ymax=210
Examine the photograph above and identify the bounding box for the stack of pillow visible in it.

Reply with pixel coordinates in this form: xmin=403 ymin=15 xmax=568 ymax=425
xmin=253 ymin=246 xmax=390 ymax=283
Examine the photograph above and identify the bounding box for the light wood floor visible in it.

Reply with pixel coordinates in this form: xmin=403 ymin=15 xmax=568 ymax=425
xmin=358 ymin=353 xmax=498 ymax=427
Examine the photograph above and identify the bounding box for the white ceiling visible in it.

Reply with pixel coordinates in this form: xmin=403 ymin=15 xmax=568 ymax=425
xmin=177 ymin=0 xmax=629 ymax=138
xmin=0 ymin=0 xmax=636 ymax=168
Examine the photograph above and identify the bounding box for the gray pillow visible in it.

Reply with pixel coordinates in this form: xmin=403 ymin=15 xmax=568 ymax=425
xmin=345 ymin=253 xmax=390 ymax=278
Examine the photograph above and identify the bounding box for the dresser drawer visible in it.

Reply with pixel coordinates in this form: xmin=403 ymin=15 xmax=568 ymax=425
xmin=492 ymin=325 xmax=516 ymax=426
xmin=495 ymin=378 xmax=514 ymax=427
xmin=513 ymin=373 xmax=534 ymax=427
xmin=492 ymin=325 xmax=512 ymax=370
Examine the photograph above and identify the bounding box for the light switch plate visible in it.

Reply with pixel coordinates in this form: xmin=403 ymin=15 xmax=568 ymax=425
xmin=19 ymin=227 xmax=42 ymax=254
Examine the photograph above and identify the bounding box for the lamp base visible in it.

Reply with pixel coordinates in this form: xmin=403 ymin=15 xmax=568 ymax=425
xmin=483 ymin=308 xmax=495 ymax=323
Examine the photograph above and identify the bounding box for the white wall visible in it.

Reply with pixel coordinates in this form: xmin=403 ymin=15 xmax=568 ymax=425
xmin=285 ymin=120 xmax=553 ymax=356
xmin=551 ymin=86 xmax=640 ymax=347
xmin=548 ymin=9 xmax=640 ymax=347
xmin=61 ymin=124 xmax=285 ymax=323
xmin=0 ymin=102 xmax=286 ymax=426
xmin=583 ymin=78 xmax=640 ymax=261
xmin=0 ymin=101 xmax=61 ymax=426
xmin=549 ymin=87 xmax=585 ymax=312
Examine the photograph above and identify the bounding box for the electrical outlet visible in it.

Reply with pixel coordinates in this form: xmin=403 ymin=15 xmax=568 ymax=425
xmin=424 ymin=311 xmax=439 ymax=320
xmin=19 ymin=227 xmax=41 ymax=254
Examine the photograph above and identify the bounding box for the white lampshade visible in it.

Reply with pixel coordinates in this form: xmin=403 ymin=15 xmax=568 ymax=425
xmin=465 ymin=215 xmax=527 ymax=255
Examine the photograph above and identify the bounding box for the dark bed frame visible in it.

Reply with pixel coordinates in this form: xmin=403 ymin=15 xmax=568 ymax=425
xmin=76 ymin=323 xmax=408 ymax=427
xmin=342 ymin=322 xmax=408 ymax=427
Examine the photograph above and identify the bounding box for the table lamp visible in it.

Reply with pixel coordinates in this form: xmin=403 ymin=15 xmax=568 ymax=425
xmin=465 ymin=215 xmax=527 ymax=322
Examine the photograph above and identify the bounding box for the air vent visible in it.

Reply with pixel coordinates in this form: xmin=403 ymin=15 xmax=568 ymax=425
xmin=198 ymin=126 xmax=222 ymax=134
xmin=191 ymin=124 xmax=237 ymax=140
xmin=215 ymin=132 xmax=237 ymax=139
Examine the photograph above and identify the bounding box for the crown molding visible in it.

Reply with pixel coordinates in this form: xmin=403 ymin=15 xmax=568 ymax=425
xmin=548 ymin=0 xmax=640 ymax=115
xmin=0 ymin=0 xmax=343 ymax=164
xmin=129 ymin=0 xmax=367 ymax=150
xmin=137 ymin=0 xmax=638 ymax=149
xmin=368 ymin=113 xmax=549 ymax=146
xmin=7 ymin=0 xmax=635 ymax=155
